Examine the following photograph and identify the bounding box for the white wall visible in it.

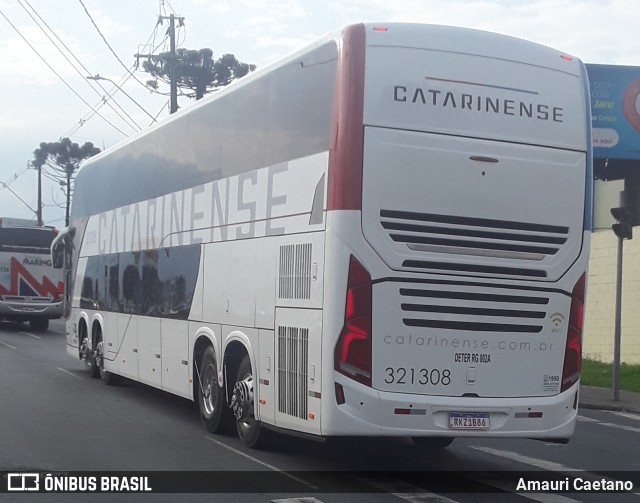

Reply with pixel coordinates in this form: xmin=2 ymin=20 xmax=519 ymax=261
xmin=584 ymin=228 xmax=640 ymax=364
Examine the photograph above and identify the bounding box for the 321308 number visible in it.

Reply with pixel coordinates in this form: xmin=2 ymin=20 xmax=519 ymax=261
xmin=384 ymin=367 xmax=451 ymax=386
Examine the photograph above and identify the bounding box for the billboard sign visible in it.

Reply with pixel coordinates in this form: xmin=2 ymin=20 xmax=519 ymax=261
xmin=587 ymin=64 xmax=640 ymax=161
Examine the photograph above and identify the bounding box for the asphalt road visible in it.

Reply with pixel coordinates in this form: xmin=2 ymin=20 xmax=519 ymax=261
xmin=1 ymin=319 xmax=639 ymax=502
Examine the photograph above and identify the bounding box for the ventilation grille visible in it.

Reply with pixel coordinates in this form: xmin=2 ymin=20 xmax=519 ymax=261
xmin=381 ymin=209 xmax=570 ymax=278
xmin=277 ymin=325 xmax=309 ymax=420
xmin=278 ymin=243 xmax=312 ymax=299
xmin=400 ymin=286 xmax=550 ymax=333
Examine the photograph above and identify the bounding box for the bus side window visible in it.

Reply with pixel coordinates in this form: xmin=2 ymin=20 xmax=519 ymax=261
xmin=80 ymin=256 xmax=98 ymax=309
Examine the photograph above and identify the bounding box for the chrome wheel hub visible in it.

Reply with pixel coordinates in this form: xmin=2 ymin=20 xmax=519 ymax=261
xmin=231 ymin=376 xmax=253 ymax=421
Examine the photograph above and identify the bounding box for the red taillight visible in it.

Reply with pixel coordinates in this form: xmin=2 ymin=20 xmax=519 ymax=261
xmin=560 ymin=54 xmax=573 ymax=61
xmin=561 ymin=274 xmax=585 ymax=392
xmin=57 ymin=281 xmax=64 ymax=300
xmin=334 ymin=256 xmax=372 ymax=386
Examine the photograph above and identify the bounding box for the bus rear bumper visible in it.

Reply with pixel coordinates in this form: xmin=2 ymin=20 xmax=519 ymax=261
xmin=323 ymin=376 xmax=579 ymax=439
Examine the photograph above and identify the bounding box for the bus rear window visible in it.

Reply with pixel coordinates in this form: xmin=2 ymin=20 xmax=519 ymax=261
xmin=0 ymin=228 xmax=56 ymax=252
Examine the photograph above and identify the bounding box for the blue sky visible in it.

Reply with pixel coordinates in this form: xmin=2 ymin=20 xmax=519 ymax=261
xmin=0 ymin=0 xmax=638 ymax=227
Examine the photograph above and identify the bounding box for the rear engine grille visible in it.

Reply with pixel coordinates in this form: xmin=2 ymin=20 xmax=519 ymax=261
xmin=400 ymin=286 xmax=549 ymax=333
xmin=381 ymin=209 xmax=569 ymax=278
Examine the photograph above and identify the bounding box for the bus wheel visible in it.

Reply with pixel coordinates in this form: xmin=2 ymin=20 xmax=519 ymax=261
xmin=94 ymin=329 xmax=117 ymax=385
xmin=79 ymin=335 xmax=95 ymax=375
xmin=30 ymin=318 xmax=49 ymax=332
xmin=231 ymin=355 xmax=263 ymax=448
xmin=411 ymin=437 xmax=454 ymax=449
xmin=197 ymin=346 xmax=225 ymax=432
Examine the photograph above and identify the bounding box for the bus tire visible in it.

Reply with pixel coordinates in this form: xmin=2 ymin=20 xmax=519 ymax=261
xmin=232 ymin=354 xmax=264 ymax=448
xmin=411 ymin=437 xmax=454 ymax=449
xmin=197 ymin=346 xmax=225 ymax=432
xmin=30 ymin=318 xmax=49 ymax=331
xmin=94 ymin=327 xmax=117 ymax=384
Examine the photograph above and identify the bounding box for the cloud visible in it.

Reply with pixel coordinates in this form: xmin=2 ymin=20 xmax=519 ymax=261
xmin=0 ymin=27 xmax=82 ymax=85
xmin=193 ymin=0 xmax=232 ymax=15
xmin=238 ymin=0 xmax=309 ymax=20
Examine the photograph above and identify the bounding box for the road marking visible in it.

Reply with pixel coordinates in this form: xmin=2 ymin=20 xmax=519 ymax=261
xmin=56 ymin=367 xmax=83 ymax=380
xmin=471 ymin=446 xmax=578 ymax=472
xmin=576 ymin=415 xmax=598 ymax=422
xmin=611 ymin=411 xmax=640 ymax=422
xmin=468 ymin=475 xmax=580 ymax=503
xmin=19 ymin=331 xmax=41 ymax=339
xmin=357 ymin=475 xmax=458 ymax=502
xmin=471 ymin=446 xmax=640 ymax=496
xmin=593 ymin=421 xmax=640 ymax=434
xmin=273 ymin=499 xmax=325 ymax=503
xmin=579 ymin=413 xmax=640 ymax=432
xmin=466 ymin=450 xmax=583 ymax=502
xmin=204 ymin=436 xmax=318 ymax=490
xmin=0 ymin=340 xmax=17 ymax=350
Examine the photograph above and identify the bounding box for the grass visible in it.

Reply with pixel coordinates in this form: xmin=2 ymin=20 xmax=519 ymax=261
xmin=581 ymin=358 xmax=640 ymax=393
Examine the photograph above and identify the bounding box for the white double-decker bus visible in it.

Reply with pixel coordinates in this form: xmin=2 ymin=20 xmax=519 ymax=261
xmin=54 ymin=23 xmax=592 ymax=448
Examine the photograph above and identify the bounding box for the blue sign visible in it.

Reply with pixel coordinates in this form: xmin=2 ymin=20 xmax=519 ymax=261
xmin=587 ymin=64 xmax=640 ymax=161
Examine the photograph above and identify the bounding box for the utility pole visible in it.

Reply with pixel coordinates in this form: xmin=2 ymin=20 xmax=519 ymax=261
xmin=35 ymin=162 xmax=43 ymax=226
xmin=135 ymin=14 xmax=184 ymax=115
xmin=168 ymin=14 xmax=178 ymax=114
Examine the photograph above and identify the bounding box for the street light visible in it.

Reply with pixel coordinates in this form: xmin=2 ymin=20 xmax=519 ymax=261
xmin=86 ymin=74 xmax=157 ymax=123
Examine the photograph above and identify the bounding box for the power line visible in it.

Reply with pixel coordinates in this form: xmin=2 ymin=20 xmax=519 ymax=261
xmin=151 ymin=98 xmax=170 ymax=126
xmin=17 ymin=0 xmax=141 ymax=133
xmin=77 ymin=0 xmax=163 ymax=98
xmin=1 ymin=166 xmax=29 ymax=189
xmin=64 ymin=14 xmax=167 ymax=136
xmin=0 ymin=7 xmax=129 ymax=137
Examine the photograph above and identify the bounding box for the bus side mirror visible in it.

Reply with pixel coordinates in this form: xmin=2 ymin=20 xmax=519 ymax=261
xmin=50 ymin=226 xmax=75 ymax=269
xmin=52 ymin=239 xmax=64 ymax=269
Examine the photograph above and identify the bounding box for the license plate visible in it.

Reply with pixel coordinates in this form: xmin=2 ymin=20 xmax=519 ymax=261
xmin=449 ymin=412 xmax=490 ymax=430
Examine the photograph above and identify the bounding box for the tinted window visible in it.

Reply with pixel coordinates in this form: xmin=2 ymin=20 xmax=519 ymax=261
xmin=120 ymin=252 xmax=142 ymax=314
xmin=105 ymin=254 xmax=119 ymax=311
xmin=157 ymin=246 xmax=200 ymax=319
xmin=80 ymin=256 xmax=98 ymax=309
xmin=79 ymin=245 xmax=200 ymax=320
xmin=140 ymin=250 xmax=160 ymax=316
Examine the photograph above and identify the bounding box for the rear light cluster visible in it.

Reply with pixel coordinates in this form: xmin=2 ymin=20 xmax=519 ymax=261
xmin=334 ymin=256 xmax=372 ymax=386
xmin=57 ymin=281 xmax=64 ymax=301
xmin=561 ymin=274 xmax=585 ymax=392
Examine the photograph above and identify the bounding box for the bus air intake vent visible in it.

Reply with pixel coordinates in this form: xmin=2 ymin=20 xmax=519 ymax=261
xmin=278 ymin=243 xmax=312 ymax=300
xmin=277 ymin=325 xmax=309 ymax=420
xmin=399 ymin=287 xmax=549 ymax=333
xmin=380 ymin=209 xmax=568 ymax=278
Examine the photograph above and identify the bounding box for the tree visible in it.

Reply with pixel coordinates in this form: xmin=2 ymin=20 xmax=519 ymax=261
xmin=32 ymin=138 xmax=101 ymax=227
xmin=142 ymin=48 xmax=256 ymax=100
